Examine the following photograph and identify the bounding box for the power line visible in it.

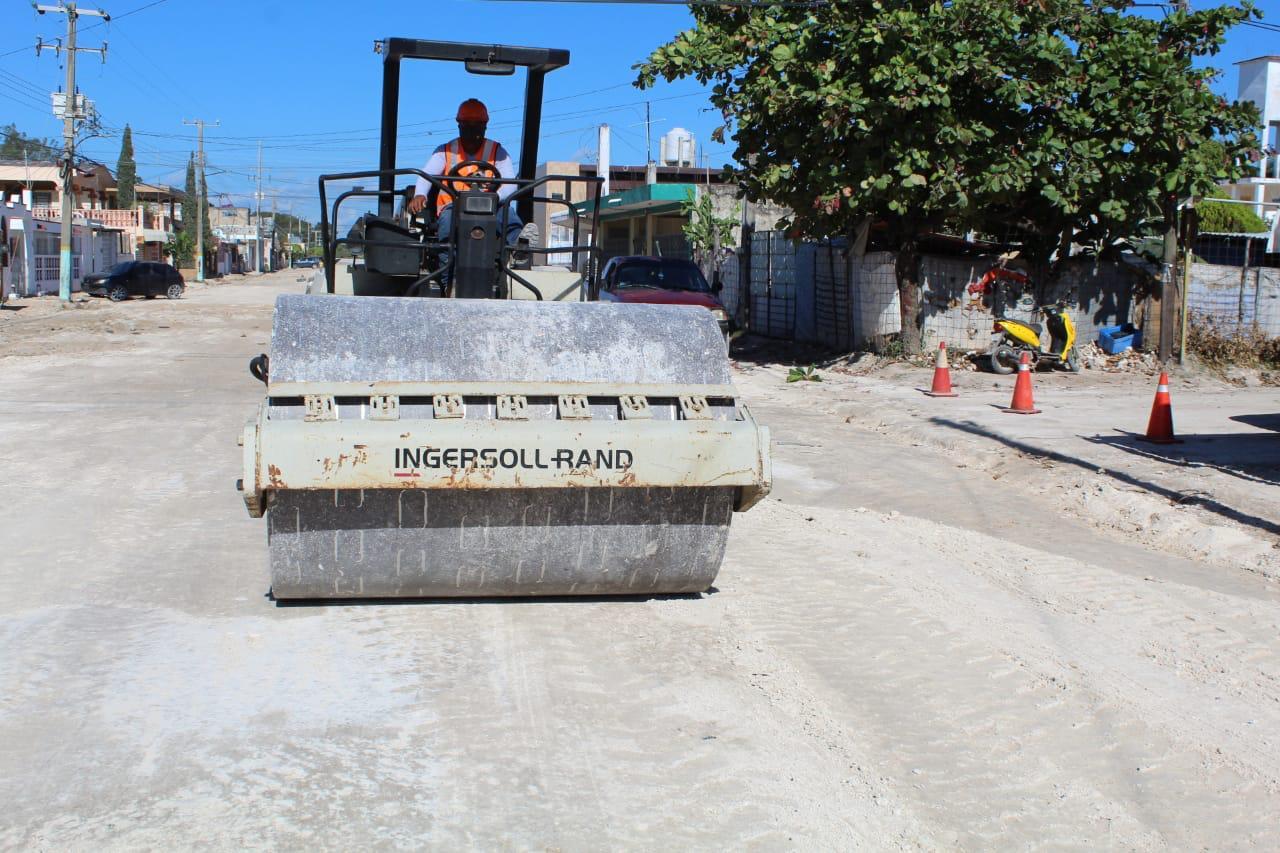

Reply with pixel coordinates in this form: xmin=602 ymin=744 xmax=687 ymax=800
xmin=98 ymin=18 xmax=188 ymax=112
xmin=94 ymin=85 xmax=715 ymax=147
xmin=0 ymin=68 xmax=50 ymax=99
xmin=0 ymin=90 xmax=52 ymax=116
xmin=0 ymin=0 xmax=170 ymax=59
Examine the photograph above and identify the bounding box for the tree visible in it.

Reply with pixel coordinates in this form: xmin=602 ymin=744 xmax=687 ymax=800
xmin=181 ymin=153 xmax=197 ymax=242
xmin=116 ymin=125 xmax=137 ymax=209
xmin=0 ymin=124 xmax=59 ymax=161
xmin=167 ymin=229 xmax=194 ymax=267
xmin=637 ymin=1 xmax=1260 ymax=353
xmin=680 ymin=188 xmax=737 ymax=274
xmin=199 ymin=161 xmax=215 ymax=270
xmin=986 ymin=5 xmax=1261 ymax=279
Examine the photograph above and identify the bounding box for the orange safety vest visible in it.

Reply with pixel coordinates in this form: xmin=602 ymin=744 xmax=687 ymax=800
xmin=438 ymin=138 xmax=500 ymax=212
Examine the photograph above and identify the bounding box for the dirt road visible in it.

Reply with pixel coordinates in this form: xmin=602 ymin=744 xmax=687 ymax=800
xmin=2 ymin=276 xmax=1278 ymax=848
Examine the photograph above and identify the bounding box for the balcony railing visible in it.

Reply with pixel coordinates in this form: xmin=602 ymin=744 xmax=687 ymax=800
xmin=29 ymin=206 xmax=172 ymax=231
xmin=81 ymin=208 xmax=143 ymax=228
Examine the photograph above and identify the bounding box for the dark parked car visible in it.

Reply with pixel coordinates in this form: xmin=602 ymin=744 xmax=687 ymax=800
xmin=83 ymin=261 xmax=185 ymax=302
xmin=598 ymin=256 xmax=731 ymax=338
xmin=293 ymin=256 xmax=321 ymax=268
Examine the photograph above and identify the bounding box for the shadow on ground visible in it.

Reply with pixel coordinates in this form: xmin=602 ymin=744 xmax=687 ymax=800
xmin=930 ymin=417 xmax=1280 ymax=539
xmin=1232 ymin=413 xmax=1280 ymax=433
xmin=1086 ymin=428 xmax=1280 ymax=489
xmin=729 ymin=333 xmax=846 ymax=369
xmin=269 ymin=588 xmax=717 ymax=608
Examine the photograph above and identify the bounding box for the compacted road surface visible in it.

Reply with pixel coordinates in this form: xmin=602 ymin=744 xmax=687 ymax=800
xmin=2 ymin=276 xmax=1278 ymax=849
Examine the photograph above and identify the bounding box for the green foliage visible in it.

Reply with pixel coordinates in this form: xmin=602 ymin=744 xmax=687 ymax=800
xmin=271 ymin=212 xmax=315 ymax=242
xmin=1197 ymin=187 xmax=1269 ymax=234
xmin=637 ymin=0 xmax=1261 ymax=352
xmin=178 ymin=154 xmax=217 ymax=271
xmin=116 ymin=125 xmax=137 ymax=209
xmin=181 ymin=154 xmax=197 ymax=235
xmin=680 ymin=188 xmax=738 ymax=267
xmin=786 ymin=365 xmax=822 ymax=383
xmin=199 ymin=164 xmax=214 ymax=253
xmin=167 ymin=230 xmax=194 ymax=267
xmin=0 ymin=124 xmax=58 ymax=161
xmin=877 ymin=335 xmax=906 ymax=359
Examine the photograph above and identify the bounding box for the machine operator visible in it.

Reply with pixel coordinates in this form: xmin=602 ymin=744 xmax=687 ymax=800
xmin=407 ymin=98 xmax=530 ymax=249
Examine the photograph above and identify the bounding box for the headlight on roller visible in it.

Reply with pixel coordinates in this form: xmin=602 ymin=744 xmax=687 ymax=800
xmin=710 ymin=308 xmax=728 ymax=322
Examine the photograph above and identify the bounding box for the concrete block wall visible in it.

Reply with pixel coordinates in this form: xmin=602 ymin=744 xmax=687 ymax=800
xmin=744 ymin=231 xmax=1142 ymax=352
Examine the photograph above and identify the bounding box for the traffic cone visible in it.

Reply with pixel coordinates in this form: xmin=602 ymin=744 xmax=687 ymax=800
xmin=1002 ymin=351 xmax=1041 ymax=414
xmin=923 ymin=342 xmax=958 ymax=397
xmin=1140 ymin=371 xmax=1182 ymax=443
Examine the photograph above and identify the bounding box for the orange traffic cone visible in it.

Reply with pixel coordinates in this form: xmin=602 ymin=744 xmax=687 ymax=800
xmin=1140 ymin=371 xmax=1181 ymax=443
xmin=1002 ymin=351 xmax=1041 ymax=414
xmin=923 ymin=342 xmax=958 ymax=397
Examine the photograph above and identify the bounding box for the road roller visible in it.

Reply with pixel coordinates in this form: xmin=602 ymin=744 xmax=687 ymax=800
xmin=238 ymin=38 xmax=770 ymax=598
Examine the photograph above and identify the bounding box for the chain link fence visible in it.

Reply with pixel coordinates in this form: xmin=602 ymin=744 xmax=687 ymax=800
xmin=1187 ymin=262 xmax=1280 ymax=339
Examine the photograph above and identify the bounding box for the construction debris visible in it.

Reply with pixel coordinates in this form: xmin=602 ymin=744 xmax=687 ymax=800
xmin=1078 ymin=342 xmax=1161 ymax=373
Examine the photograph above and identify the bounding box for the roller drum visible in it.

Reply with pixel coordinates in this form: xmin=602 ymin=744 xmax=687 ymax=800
xmin=268 ymin=486 xmax=734 ymax=598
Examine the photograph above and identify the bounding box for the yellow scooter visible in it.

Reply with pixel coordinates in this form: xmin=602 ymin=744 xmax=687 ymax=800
xmin=989 ymin=301 xmax=1082 ymax=374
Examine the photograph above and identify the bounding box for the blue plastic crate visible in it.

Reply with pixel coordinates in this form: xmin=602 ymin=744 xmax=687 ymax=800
xmin=1098 ymin=324 xmax=1141 ymax=354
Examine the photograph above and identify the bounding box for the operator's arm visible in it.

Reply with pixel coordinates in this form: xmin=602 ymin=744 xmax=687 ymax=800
xmin=410 ymin=148 xmax=448 ymax=211
xmin=494 ymin=145 xmax=516 ymax=203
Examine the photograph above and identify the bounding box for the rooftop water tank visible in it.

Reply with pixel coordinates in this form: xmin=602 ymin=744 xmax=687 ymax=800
xmin=660 ymin=127 xmax=695 ymax=167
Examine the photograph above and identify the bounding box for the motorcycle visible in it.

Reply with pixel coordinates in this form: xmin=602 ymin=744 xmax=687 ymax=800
xmin=969 ymin=268 xmax=1082 ymax=375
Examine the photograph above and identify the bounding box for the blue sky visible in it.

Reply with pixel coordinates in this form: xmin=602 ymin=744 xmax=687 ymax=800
xmin=1 ymin=0 xmax=1278 ymax=224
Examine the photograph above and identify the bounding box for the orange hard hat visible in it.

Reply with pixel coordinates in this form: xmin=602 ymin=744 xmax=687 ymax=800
xmin=456 ymin=99 xmax=489 ymax=123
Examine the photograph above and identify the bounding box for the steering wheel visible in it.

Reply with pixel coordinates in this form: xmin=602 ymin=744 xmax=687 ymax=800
xmin=445 ymin=159 xmax=502 ymax=195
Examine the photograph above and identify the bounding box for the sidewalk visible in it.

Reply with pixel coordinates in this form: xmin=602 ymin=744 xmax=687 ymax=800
xmin=737 ymin=359 xmax=1280 ymax=578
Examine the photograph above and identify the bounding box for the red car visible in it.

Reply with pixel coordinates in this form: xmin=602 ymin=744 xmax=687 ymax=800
xmin=598 ymin=256 xmax=731 ymax=339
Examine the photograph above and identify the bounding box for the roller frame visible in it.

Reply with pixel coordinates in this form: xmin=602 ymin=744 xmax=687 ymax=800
xmin=242 ymin=392 xmax=771 ymax=516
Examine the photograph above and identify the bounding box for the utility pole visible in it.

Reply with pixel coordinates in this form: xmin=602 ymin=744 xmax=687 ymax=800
xmin=183 ymin=118 xmax=219 ymax=283
xmin=255 ymin=141 xmax=264 ymax=274
xmin=35 ymin=2 xmax=109 ymax=303
xmin=270 ymin=191 xmax=278 ymax=272
xmin=644 ymin=101 xmax=657 ymax=186
xmin=645 ymin=101 xmax=652 ymax=164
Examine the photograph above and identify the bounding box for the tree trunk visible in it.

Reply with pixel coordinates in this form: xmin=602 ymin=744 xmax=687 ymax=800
xmin=1159 ymin=192 xmax=1178 ymax=362
xmin=895 ymin=240 xmax=923 ymax=355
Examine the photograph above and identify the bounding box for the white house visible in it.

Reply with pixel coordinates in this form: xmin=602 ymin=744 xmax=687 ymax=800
xmin=1 ymin=198 xmax=131 ymax=298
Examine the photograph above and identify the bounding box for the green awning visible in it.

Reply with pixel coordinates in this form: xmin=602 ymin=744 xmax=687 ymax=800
xmin=572 ymin=183 xmax=696 ymax=223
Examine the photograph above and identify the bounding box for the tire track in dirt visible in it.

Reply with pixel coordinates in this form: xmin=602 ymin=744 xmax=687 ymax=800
xmin=715 ymin=499 xmax=1280 ymax=848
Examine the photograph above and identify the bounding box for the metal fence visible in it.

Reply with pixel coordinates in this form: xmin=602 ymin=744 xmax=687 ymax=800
xmin=653 ymin=233 xmax=691 ymax=260
xmin=749 ymin=231 xmax=797 ymax=340
xmin=718 ymin=248 xmax=745 ymax=325
xmin=1193 ymin=234 xmax=1274 ymax=267
xmin=34 ymin=255 xmax=79 ymax=286
xmin=813 ymin=242 xmax=853 ymax=350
